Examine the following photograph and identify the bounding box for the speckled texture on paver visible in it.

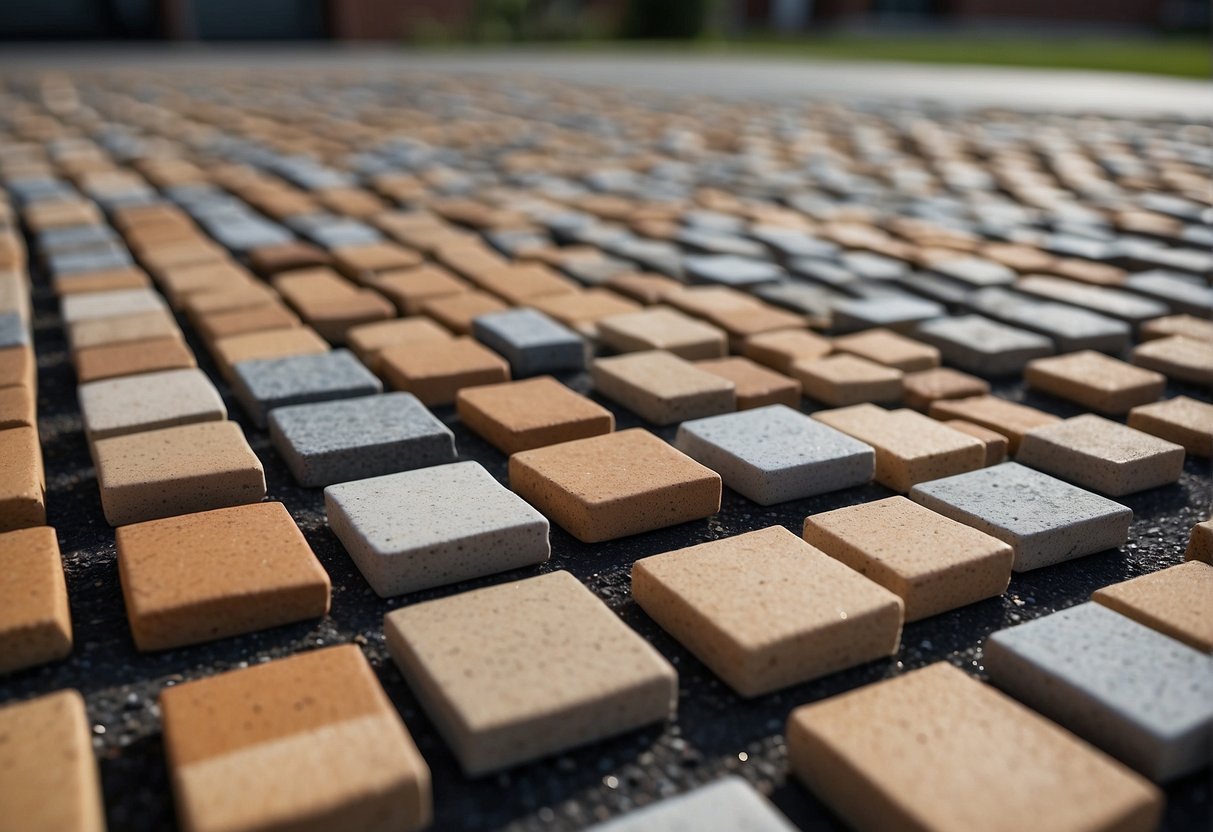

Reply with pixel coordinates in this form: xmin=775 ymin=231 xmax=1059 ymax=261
xmin=325 ymin=460 xmax=549 ymax=597
xmin=586 ymin=777 xmax=798 ymax=832
xmin=472 ymin=308 xmax=586 ymax=377
xmin=910 ymin=462 xmax=1133 ymax=572
xmin=231 ymin=349 xmax=382 ymax=429
xmin=78 ymin=368 xmax=225 ymax=441
xmin=592 ymin=350 xmax=736 ymax=426
xmin=0 ymin=526 xmax=72 ymax=675
xmin=384 ymin=570 xmax=677 ymax=775
xmin=675 ymin=405 xmax=873 ymax=505
xmin=269 ymin=392 xmax=455 ymax=487
xmin=1025 ymin=351 xmax=1165 ymax=415
xmin=914 ymin=314 xmax=1054 ymax=377
xmin=985 ymin=602 xmax=1213 ymax=781
xmin=1128 ymin=396 xmax=1213 ymax=457
xmin=1092 ymin=561 xmax=1213 ymax=653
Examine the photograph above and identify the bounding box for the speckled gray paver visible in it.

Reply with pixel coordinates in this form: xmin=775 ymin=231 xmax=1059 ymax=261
xmin=1017 ymin=415 xmax=1185 ymax=496
xmin=969 ymin=288 xmax=1131 ymax=353
xmin=1124 ymin=270 xmax=1213 ymax=317
xmin=682 ymin=255 xmax=784 ymax=287
xmin=674 ymin=404 xmax=874 ymax=505
xmin=231 ymin=349 xmax=383 ymax=429
xmin=268 ymin=392 xmax=456 ymax=487
xmin=588 ymin=777 xmax=798 ymax=832
xmin=472 ymin=308 xmax=585 ymax=377
xmin=832 ymin=295 xmax=944 ymax=333
xmin=985 ymin=602 xmax=1213 ymax=782
xmin=914 ymin=314 xmax=1054 ymax=376
xmin=908 ymin=462 xmax=1131 ymax=571
xmin=324 ymin=460 xmax=550 ymax=596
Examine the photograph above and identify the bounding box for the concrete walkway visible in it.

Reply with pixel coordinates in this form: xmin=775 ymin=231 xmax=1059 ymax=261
xmin=2 ymin=44 xmax=1209 ymax=117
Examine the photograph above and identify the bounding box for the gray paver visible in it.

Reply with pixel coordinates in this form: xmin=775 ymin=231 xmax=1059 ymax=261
xmin=914 ymin=314 xmax=1053 ymax=376
xmin=969 ymin=288 xmax=1131 ymax=353
xmin=1123 ymin=270 xmax=1213 ymax=317
xmin=472 ymin=308 xmax=586 ymax=377
xmin=588 ymin=777 xmax=798 ymax=832
xmin=231 ymin=349 xmax=383 ymax=429
xmin=832 ymin=295 xmax=945 ymax=333
xmin=683 ymin=255 xmax=784 ymax=288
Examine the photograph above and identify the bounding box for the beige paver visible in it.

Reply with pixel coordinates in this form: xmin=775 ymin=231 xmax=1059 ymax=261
xmin=833 ymin=328 xmax=940 ymax=371
xmin=0 ymin=385 xmax=36 ymax=430
xmin=1092 ymin=561 xmax=1213 ymax=653
xmin=1186 ymin=520 xmax=1212 ymax=564
xmin=78 ymin=368 xmax=225 ymax=442
xmin=742 ymin=328 xmax=831 ymax=374
xmin=0 ymin=526 xmax=72 ymax=674
xmin=1139 ymin=314 xmax=1213 ymax=343
xmin=591 ymin=350 xmax=735 ymax=425
xmin=372 ymin=264 xmax=469 ymax=315
xmin=347 ymin=317 xmax=453 ymax=374
xmin=1132 ymin=335 xmax=1213 ymax=386
xmin=380 ymin=335 xmax=510 ymax=406
xmin=793 ymin=355 xmax=902 ymax=408
xmin=929 ymin=395 xmax=1060 ymax=454
xmin=384 ymin=570 xmax=676 ymax=774
xmin=902 ymin=366 xmax=990 ymax=411
xmin=420 ymin=290 xmax=509 ymax=334
xmin=1128 ymin=396 xmax=1213 ymax=457
xmin=194 ymin=302 xmax=300 ymax=344
xmin=526 ymin=289 xmax=641 ymax=337
xmin=67 ymin=308 xmax=181 ymax=352
xmin=161 ymin=645 xmax=431 ymax=832
xmin=597 ymin=307 xmax=727 ymax=360
xmin=1025 ymin=351 xmax=1165 ymax=415
xmin=944 ymin=419 xmax=1008 ymax=465
xmin=211 ymin=327 xmax=329 ymax=383
xmin=694 ymin=356 xmax=800 ymax=410
xmin=633 ymin=526 xmax=902 ymax=696
xmin=456 ymin=376 xmax=613 ymax=455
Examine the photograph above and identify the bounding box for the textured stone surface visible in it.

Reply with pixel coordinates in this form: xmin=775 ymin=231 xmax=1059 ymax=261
xmin=597 ymin=307 xmax=727 ymax=360
xmin=510 ymin=429 xmax=721 ymax=542
xmin=787 ymin=663 xmax=1162 ymax=832
xmin=0 ymin=526 xmax=72 ymax=674
xmin=901 ymin=366 xmax=990 ymax=410
xmin=928 ymin=395 xmax=1060 ymax=453
xmin=985 ymin=603 xmax=1213 ymax=781
xmin=326 ymin=461 xmax=549 ymax=596
xmin=231 ymin=349 xmax=382 ymax=429
xmin=1025 ymin=351 xmax=1165 ymax=415
xmin=633 ymin=526 xmax=902 ymax=696
xmin=211 ymin=327 xmax=330 ymax=383
xmin=675 ymin=405 xmax=874 ymax=505
xmin=804 ymin=496 xmax=1013 ymax=621
xmin=116 ymin=502 xmax=331 ymax=651
xmin=693 ymin=356 xmax=800 ymax=410
xmin=384 ymin=570 xmax=676 ymax=774
xmin=1093 ymin=561 xmax=1213 ymax=653
xmin=592 ymin=350 xmax=736 ymax=426
xmin=792 ymin=354 xmax=903 ymax=407
xmin=587 ymin=777 xmax=798 ymax=832
xmin=914 ymin=314 xmax=1054 ymax=377
xmin=1128 ymin=396 xmax=1213 ymax=457
xmin=1018 ymin=415 xmax=1185 ymax=496
xmin=832 ymin=328 xmax=940 ymax=372
xmin=73 ymin=336 xmax=197 ymax=384
xmin=456 ymin=376 xmax=613 ymax=455
xmin=944 ymin=419 xmax=1008 ymax=465
xmin=269 ymin=392 xmax=455 ymax=487
xmin=741 ymin=328 xmax=831 ymax=374
xmin=909 ymin=462 xmax=1132 ymax=571
xmin=1132 ymin=336 xmax=1213 ymax=386
xmin=0 ymin=690 xmax=105 ymax=832
xmin=160 ymin=645 xmax=431 ymax=832
xmin=472 ymin=308 xmax=586 ymax=377
xmin=78 ymin=367 xmax=225 ymax=441
xmin=0 ymin=426 xmax=45 ymax=531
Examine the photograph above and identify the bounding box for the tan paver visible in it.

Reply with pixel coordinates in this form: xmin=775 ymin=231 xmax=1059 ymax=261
xmin=331 ymin=242 xmax=423 ymax=284
xmin=420 ymin=290 xmax=509 ymax=334
xmin=161 ymin=645 xmax=431 ymax=832
xmin=0 ymin=384 xmax=36 ymax=430
xmin=78 ymin=368 xmax=225 ymax=442
xmin=605 ymin=272 xmax=683 ymax=304
xmin=596 ymin=307 xmax=727 ymax=360
xmin=117 ymin=503 xmax=330 ymax=651
xmin=384 ymin=570 xmax=676 ymax=774
xmin=347 ymin=317 xmax=453 ymax=374
xmin=379 ymin=335 xmax=510 ymax=405
xmin=786 ymin=663 xmax=1162 ymax=832
xmin=247 ymin=241 xmax=332 ymax=276
xmin=1139 ymin=314 xmax=1213 ymax=343
xmin=694 ymin=356 xmax=800 ymax=410
xmin=0 ymin=690 xmax=105 ymax=832
xmin=833 ymin=328 xmax=940 ymax=371
xmin=591 ymin=350 xmax=735 ymax=425
xmin=0 ymin=426 xmax=45 ymax=531
xmin=372 ymin=264 xmax=469 ymax=315
xmin=1132 ymin=335 xmax=1213 ymax=386
xmin=53 ymin=265 xmax=150 ymax=297
xmin=929 ymin=395 xmax=1060 ymax=454
xmin=73 ymin=337 xmax=196 ymax=383
xmin=944 ymin=419 xmax=1008 ymax=465
xmin=1025 ymin=351 xmax=1165 ymax=415
xmin=0 ymin=526 xmax=72 ymax=674
xmin=456 ymin=376 xmax=613 ymax=455
xmin=1092 ymin=561 xmax=1213 ymax=653
xmin=194 ymin=302 xmax=300 ymax=344
xmin=509 ymin=428 xmax=721 ymax=542
xmin=742 ymin=328 xmax=831 ymax=374
xmin=633 ymin=525 xmax=903 ymax=696
xmin=211 ymin=327 xmax=329 ymax=383
xmin=1128 ymin=396 xmax=1213 ymax=456
xmin=793 ymin=354 xmax=902 ymax=407
xmin=1186 ymin=519 xmax=1212 ymax=564
xmin=804 ymin=497 xmax=1013 ymax=620
xmin=526 ymin=288 xmax=642 ymax=337
xmin=67 ymin=308 xmax=181 ymax=353
xmin=902 ymin=366 xmax=990 ymax=411
xmin=94 ymin=421 xmax=266 ymax=526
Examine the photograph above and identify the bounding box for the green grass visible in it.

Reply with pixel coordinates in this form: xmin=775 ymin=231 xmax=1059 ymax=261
xmin=543 ymin=34 xmax=1212 ymax=80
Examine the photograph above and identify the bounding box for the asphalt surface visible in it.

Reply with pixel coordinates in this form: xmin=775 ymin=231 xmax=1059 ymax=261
xmin=3 ymin=250 xmax=1210 ymax=830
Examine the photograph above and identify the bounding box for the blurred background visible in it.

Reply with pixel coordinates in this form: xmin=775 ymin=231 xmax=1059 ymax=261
xmin=0 ymin=1 xmax=1208 ymax=78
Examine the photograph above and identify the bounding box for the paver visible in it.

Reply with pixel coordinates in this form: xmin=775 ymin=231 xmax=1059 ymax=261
xmin=1017 ymin=415 xmax=1185 ymax=496
xmin=72 ymin=336 xmax=196 ymax=384
xmin=211 ymin=326 xmax=330 ymax=383
xmin=1186 ymin=519 xmax=1212 ymax=564
xmin=693 ymin=356 xmax=800 ymax=410
xmin=0 ymin=426 xmax=46 ymax=531
xmin=94 ymin=420 xmax=266 ymax=526
xmin=231 ymin=349 xmax=383 ymax=429
xmin=160 ymin=645 xmax=431 ymax=832
xmin=1016 ymin=275 xmax=1169 ymax=325
xmin=675 ymin=405 xmax=874 ymax=505
xmin=194 ymin=302 xmax=300 ymax=344
xmin=914 ymin=314 xmax=1053 ymax=377
xmin=472 ymin=308 xmax=586 ymax=377
xmin=116 ymin=502 xmax=331 ymax=651
xmin=1124 ymin=269 xmax=1213 ymax=317
xmin=331 ymin=241 xmax=423 ymax=283
xmin=831 ymin=294 xmax=944 ymax=333
xmin=604 ymin=271 xmax=682 ymax=304
xmin=985 ymin=602 xmax=1213 ymax=781
xmin=944 ymin=419 xmax=1008 ymax=465
xmin=78 ymin=368 xmax=225 ymax=442
xmin=683 ymin=254 xmax=783 ymax=287
xmin=247 ymin=240 xmax=332 ymax=276
xmin=592 ymin=350 xmax=736 ymax=425
xmin=419 ymin=290 xmax=509 ymax=335
xmin=510 ymin=428 xmax=721 ymax=542
xmin=1025 ymin=351 xmax=1165 ymax=414
xmin=60 ymin=287 xmax=166 ymax=323
xmin=901 ymin=366 xmax=991 ymax=410
xmin=741 ymin=328 xmax=831 ymax=374
xmin=928 ymin=395 xmax=1060 ymax=453
xmin=53 ymin=265 xmax=150 ymax=296
xmin=0 ymin=385 xmax=36 ymax=430
xmin=1128 ymin=396 xmax=1213 ymax=457
xmin=0 ymin=690 xmax=106 ymax=832
xmin=346 ymin=316 xmax=453 ymax=374
xmin=587 ymin=777 xmax=797 ymax=832
xmin=372 ymin=264 xmax=469 ymax=314
xmin=812 ymin=404 xmax=986 ymax=492
xmin=379 ymin=335 xmax=510 ymax=406
xmin=596 ymin=307 xmax=727 ymax=360
xmin=832 ymin=327 xmax=940 ymax=371
xmin=792 ymin=354 xmax=902 ymax=407
xmin=1139 ymin=313 xmax=1213 ymax=343
xmin=786 ymin=662 xmax=1162 ymax=832
xmin=804 ymin=496 xmax=1013 ymax=620
xmin=67 ymin=308 xmax=181 ymax=352
xmin=968 ymin=287 xmax=1132 ymax=353
xmin=456 ymin=376 xmax=613 ymax=455
xmin=525 ymin=288 xmax=641 ymax=337
xmin=1132 ymin=335 xmax=1213 ymax=386
xmin=326 ymin=460 xmax=548 ymax=596
xmin=269 ymin=392 xmax=455 ymax=487
xmin=0 ymin=526 xmax=72 ymax=674
xmin=633 ymin=526 xmax=901 ymax=696
xmin=384 ymin=570 xmax=676 ymax=774
xmin=909 ymin=462 xmax=1131 ymax=571
xmin=1093 ymin=561 xmax=1213 ymax=653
